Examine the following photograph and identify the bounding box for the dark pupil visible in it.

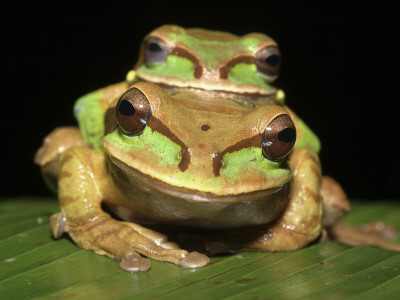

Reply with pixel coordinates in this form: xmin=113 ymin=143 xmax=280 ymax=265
xmin=148 ymin=42 xmax=162 ymax=52
xmin=119 ymin=100 xmax=135 ymax=116
xmin=278 ymin=128 xmax=296 ymax=143
xmin=265 ymin=54 xmax=280 ymax=67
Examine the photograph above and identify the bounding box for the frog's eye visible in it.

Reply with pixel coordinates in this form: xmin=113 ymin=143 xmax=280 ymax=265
xmin=144 ymin=37 xmax=171 ymax=64
xmin=255 ymin=46 xmax=281 ymax=77
xmin=262 ymin=114 xmax=296 ymax=161
xmin=116 ymin=88 xmax=152 ymax=135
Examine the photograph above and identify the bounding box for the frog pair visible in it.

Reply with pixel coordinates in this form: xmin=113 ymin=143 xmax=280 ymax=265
xmin=35 ymin=25 xmax=349 ymax=272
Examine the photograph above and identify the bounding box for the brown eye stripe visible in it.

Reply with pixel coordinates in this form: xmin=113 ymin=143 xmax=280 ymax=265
xmin=212 ymin=135 xmax=262 ymax=176
xmin=219 ymin=55 xmax=255 ymax=79
xmin=171 ymin=46 xmax=203 ymax=78
xmin=147 ymin=117 xmax=191 ymax=172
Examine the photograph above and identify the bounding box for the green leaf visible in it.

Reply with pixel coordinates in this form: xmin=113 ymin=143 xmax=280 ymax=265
xmin=0 ymin=198 xmax=399 ymax=299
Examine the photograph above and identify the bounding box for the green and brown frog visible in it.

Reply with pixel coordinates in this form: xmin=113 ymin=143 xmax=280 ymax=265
xmin=35 ymin=25 xmax=354 ymax=272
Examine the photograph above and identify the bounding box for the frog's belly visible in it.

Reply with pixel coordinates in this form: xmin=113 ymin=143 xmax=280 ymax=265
xmin=106 ymin=170 xmax=290 ymax=229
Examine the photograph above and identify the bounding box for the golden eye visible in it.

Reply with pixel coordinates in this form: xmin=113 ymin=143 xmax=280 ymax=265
xmin=116 ymin=88 xmax=152 ymax=135
xmin=255 ymin=46 xmax=281 ymax=77
xmin=262 ymin=114 xmax=296 ymax=161
xmin=144 ymin=37 xmax=171 ymax=64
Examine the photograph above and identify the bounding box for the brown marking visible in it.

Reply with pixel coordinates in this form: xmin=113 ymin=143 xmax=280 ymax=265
xmin=201 ymin=124 xmax=210 ymax=131
xmin=307 ymin=214 xmax=323 ymax=230
xmin=34 ymin=241 xmax=47 ymax=247
xmin=105 ymin=106 xmax=118 ymax=135
xmin=61 ymin=154 xmax=74 ymax=165
xmin=212 ymin=152 xmax=223 ymax=177
xmin=305 ymin=186 xmax=321 ymax=204
xmin=79 ymin=217 xmax=110 ymax=233
xmin=219 ymin=55 xmax=255 ymax=78
xmin=59 ymin=196 xmax=77 ymax=206
xmin=319 ymin=261 xmax=335 ymax=269
xmin=59 ymin=171 xmax=72 ymax=179
xmin=306 ymin=152 xmax=320 ymax=165
xmin=171 ymin=45 xmax=203 ymax=78
xmin=212 ymin=135 xmax=262 ymax=176
xmin=148 ymin=117 xmax=190 ymax=172
xmin=310 ymin=165 xmax=321 ymax=178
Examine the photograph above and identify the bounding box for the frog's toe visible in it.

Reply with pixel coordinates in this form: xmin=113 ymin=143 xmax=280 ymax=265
xmin=120 ymin=251 xmax=151 ymax=272
xmin=178 ymin=251 xmax=210 ymax=268
xmin=50 ymin=212 xmax=65 ymax=239
xmin=160 ymin=241 xmax=180 ymax=250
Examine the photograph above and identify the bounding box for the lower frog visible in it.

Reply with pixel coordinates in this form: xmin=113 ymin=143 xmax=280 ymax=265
xmin=36 ymin=82 xmax=350 ymax=272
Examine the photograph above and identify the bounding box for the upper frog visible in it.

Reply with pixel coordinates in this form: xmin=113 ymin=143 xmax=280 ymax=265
xmin=75 ymin=25 xmax=319 ymax=153
xmin=132 ymin=25 xmax=281 ymax=98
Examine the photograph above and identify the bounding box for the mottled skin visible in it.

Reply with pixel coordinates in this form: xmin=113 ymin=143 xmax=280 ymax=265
xmin=35 ymin=25 xmax=350 ymax=272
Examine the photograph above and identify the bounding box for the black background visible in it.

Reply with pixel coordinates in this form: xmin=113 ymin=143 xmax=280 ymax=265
xmin=2 ymin=1 xmax=400 ymax=200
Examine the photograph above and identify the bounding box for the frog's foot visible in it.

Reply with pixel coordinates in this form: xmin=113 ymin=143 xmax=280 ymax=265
xmin=321 ymin=176 xmax=350 ymax=227
xmin=67 ymin=217 xmax=210 ymax=272
xmin=328 ymin=223 xmax=400 ymax=251
xmin=34 ymin=127 xmax=85 ymax=191
xmin=122 ymin=222 xmax=181 ymax=250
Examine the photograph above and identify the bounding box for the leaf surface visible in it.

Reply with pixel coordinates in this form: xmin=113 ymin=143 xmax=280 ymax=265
xmin=1 ymin=198 xmax=399 ymax=299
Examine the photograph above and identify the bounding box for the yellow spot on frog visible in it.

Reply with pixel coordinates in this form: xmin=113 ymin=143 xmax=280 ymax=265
xmin=126 ymin=70 xmax=137 ymax=83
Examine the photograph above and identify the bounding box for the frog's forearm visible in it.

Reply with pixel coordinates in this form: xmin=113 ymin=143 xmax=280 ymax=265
xmin=273 ymin=147 xmax=323 ymax=247
xmin=204 ymin=148 xmax=322 ymax=253
xmin=58 ymin=147 xmax=108 ymax=226
xmin=57 ymin=147 xmax=209 ymax=270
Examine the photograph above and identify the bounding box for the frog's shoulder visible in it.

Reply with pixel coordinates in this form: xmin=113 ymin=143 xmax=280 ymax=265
xmin=74 ymin=82 xmax=128 ymax=151
xmin=284 ymin=106 xmax=321 ymax=153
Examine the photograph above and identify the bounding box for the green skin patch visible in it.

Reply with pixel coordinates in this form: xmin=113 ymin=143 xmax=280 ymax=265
xmin=74 ymin=91 xmax=105 ymax=151
xmin=220 ymin=147 xmax=290 ymax=181
xmin=104 ymin=126 xmax=182 ymax=168
xmin=293 ymin=117 xmax=321 ymax=153
xmin=137 ymin=56 xmax=195 ymax=81
xmin=104 ymin=127 xmax=290 ymax=191
xmin=228 ymin=63 xmax=274 ymax=89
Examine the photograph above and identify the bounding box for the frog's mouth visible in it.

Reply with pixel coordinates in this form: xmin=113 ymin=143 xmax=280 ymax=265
xmin=109 ymin=155 xmax=290 ymax=204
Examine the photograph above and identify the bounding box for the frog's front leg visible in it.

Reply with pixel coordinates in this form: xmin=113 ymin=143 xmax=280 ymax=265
xmin=35 ymin=127 xmax=86 ymax=192
xmin=203 ymin=147 xmax=323 ymax=254
xmin=57 ymin=147 xmax=209 ymax=272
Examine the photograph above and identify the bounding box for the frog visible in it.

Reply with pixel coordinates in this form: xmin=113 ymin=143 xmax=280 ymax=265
xmin=35 ymin=25 xmax=352 ymax=272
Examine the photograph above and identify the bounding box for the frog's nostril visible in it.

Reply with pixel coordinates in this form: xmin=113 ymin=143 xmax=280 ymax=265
xmin=201 ymin=124 xmax=211 ymax=131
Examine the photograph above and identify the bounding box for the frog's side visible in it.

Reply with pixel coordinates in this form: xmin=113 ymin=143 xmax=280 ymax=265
xmin=35 ymin=26 xmax=351 ymax=272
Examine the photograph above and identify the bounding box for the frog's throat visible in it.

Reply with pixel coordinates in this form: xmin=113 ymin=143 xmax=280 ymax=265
xmin=109 ymin=156 xmax=287 ymax=204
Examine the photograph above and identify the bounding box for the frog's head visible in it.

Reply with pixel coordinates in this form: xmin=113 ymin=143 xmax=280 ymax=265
xmin=131 ymin=25 xmax=280 ymax=98
xmin=104 ymin=82 xmax=296 ymax=203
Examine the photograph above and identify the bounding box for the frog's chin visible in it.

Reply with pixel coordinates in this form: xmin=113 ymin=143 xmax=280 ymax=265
xmin=109 ymin=156 xmax=288 ymax=204
xmin=136 ymin=73 xmax=276 ymax=97
xmin=159 ymin=85 xmax=277 ymax=107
